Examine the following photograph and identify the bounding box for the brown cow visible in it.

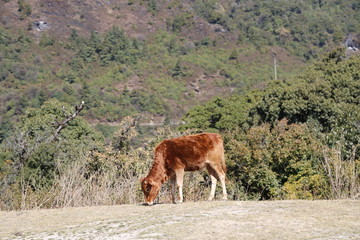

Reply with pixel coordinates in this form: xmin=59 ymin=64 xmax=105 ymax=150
xmin=141 ymin=133 xmax=227 ymax=205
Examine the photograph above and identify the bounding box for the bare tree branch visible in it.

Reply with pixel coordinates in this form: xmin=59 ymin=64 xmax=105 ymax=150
xmin=53 ymin=101 xmax=85 ymax=141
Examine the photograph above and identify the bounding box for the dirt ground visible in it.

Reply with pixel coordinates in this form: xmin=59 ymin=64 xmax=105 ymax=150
xmin=1 ymin=200 xmax=360 ymax=240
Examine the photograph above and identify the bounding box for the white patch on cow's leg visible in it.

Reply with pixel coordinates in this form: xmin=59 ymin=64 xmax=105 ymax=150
xmin=175 ymin=169 xmax=184 ymax=203
xmin=178 ymin=185 xmax=183 ymax=203
xmin=208 ymin=175 xmax=217 ymax=201
xmin=219 ymin=174 xmax=227 ymax=200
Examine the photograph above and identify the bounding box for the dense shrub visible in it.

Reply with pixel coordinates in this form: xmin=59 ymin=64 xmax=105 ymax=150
xmin=225 ymin=120 xmax=328 ymax=200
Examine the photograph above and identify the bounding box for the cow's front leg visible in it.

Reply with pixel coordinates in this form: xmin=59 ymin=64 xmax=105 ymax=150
xmin=175 ymin=169 xmax=184 ymax=203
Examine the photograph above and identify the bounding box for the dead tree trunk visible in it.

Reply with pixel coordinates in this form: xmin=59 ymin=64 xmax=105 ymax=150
xmin=52 ymin=101 xmax=85 ymax=141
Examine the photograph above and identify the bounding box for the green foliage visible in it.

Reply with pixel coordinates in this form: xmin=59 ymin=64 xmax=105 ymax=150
xmin=323 ymin=105 xmax=360 ymax=167
xmin=147 ymin=0 xmax=158 ymax=14
xmin=181 ymin=92 xmax=262 ymax=131
xmin=25 ymin=143 xmax=58 ymax=188
xmin=39 ymin=34 xmax=54 ymax=47
xmin=229 ymin=49 xmax=238 ymax=60
xmin=225 ymin=120 xmax=328 ymax=200
xmin=1 ymin=99 xmax=103 ymax=202
xmin=21 ymin=98 xmax=101 ymax=146
xmin=130 ymin=89 xmax=168 ymax=115
xmin=168 ymin=15 xmax=185 ymax=33
xmin=194 ymin=0 xmax=224 ymax=24
xmin=0 ymin=1 xmax=359 ymax=208
xmin=0 ymin=23 xmax=301 ymax=134
xmin=283 ymin=162 xmax=329 ymax=199
xmin=171 ymin=60 xmax=186 ymax=78
xmin=222 ymin=0 xmax=360 ymax=59
xmin=253 ymin=50 xmax=360 ymax=131
xmin=167 ymin=12 xmax=194 ymax=33
xmin=68 ymin=27 xmax=143 ymax=67
xmin=18 ymin=0 xmax=31 ymax=20
xmin=181 ymin=50 xmax=359 ymax=200
xmin=99 ymin=26 xmax=134 ymax=65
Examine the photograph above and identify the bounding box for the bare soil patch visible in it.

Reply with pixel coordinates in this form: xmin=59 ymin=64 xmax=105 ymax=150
xmin=1 ymin=200 xmax=360 ymax=240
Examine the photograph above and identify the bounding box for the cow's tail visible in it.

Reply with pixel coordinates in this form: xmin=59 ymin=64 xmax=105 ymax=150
xmin=221 ymin=146 xmax=227 ymax=174
xmin=218 ymin=135 xmax=227 ymax=174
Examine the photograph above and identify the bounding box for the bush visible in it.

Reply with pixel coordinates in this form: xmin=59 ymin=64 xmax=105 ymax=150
xmin=39 ymin=34 xmax=54 ymax=47
xmin=224 ymin=119 xmax=328 ymax=200
xmin=18 ymin=0 xmax=32 ymax=20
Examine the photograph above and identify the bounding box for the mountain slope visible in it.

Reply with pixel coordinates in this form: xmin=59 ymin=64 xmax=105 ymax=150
xmin=0 ymin=0 xmax=359 ymax=140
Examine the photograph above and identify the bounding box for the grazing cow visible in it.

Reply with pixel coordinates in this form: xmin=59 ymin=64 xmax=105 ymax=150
xmin=141 ymin=133 xmax=227 ymax=205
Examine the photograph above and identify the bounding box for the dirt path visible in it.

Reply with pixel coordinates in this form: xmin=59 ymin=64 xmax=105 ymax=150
xmin=1 ymin=200 xmax=360 ymax=240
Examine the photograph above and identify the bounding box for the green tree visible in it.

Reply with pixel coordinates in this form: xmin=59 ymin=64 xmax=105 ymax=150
xmin=252 ymin=49 xmax=360 ymax=131
xmin=1 ymin=99 xmax=102 ymax=208
xmin=171 ymin=60 xmax=186 ymax=78
xmin=99 ymin=26 xmax=135 ymax=65
xmin=229 ymin=49 xmax=238 ymax=60
xmin=181 ymin=91 xmax=262 ymax=131
xmin=194 ymin=0 xmax=224 ymax=24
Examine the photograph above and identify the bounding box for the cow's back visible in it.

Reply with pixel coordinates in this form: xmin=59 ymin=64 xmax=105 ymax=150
xmin=157 ymin=133 xmax=223 ymax=171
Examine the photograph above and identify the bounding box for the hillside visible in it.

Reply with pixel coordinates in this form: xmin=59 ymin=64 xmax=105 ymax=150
xmin=1 ymin=200 xmax=360 ymax=239
xmin=1 ymin=0 xmax=359 ymax=141
xmin=0 ymin=0 xmax=359 ymax=212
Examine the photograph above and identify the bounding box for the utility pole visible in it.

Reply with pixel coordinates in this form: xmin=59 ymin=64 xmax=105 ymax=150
xmin=272 ymin=52 xmax=277 ymax=81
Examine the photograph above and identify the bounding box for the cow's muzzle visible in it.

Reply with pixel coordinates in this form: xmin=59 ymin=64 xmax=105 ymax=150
xmin=142 ymin=202 xmax=154 ymax=206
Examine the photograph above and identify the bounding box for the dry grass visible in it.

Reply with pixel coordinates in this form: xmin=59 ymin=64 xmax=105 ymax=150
xmin=1 ymin=200 xmax=360 ymax=240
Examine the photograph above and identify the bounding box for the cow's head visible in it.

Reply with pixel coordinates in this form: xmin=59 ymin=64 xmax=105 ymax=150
xmin=141 ymin=177 xmax=160 ymax=206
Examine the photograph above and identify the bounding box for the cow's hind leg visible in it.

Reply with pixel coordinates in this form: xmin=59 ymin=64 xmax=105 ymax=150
xmin=170 ymin=175 xmax=176 ymax=204
xmin=206 ymin=165 xmax=218 ymax=201
xmin=207 ymin=164 xmax=228 ymax=201
xmin=219 ymin=171 xmax=227 ymax=200
xmin=217 ymin=167 xmax=227 ymax=200
xmin=175 ymin=169 xmax=184 ymax=203
xmin=209 ymin=174 xmax=217 ymax=201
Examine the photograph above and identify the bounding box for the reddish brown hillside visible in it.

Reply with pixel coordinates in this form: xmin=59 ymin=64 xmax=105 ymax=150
xmin=0 ymin=0 xmax=224 ymax=41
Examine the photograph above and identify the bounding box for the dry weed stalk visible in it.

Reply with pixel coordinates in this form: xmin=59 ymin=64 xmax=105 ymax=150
xmin=322 ymin=144 xmax=360 ymax=199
